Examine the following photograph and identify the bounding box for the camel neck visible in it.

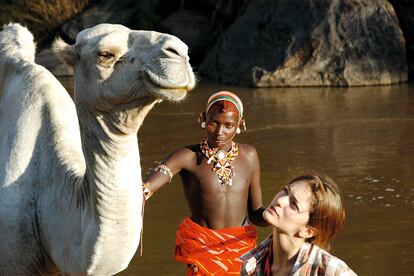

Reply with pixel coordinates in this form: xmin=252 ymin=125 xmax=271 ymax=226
xmin=72 ymin=102 xmax=152 ymax=271
xmin=75 ymin=103 xmax=151 ymax=215
xmin=75 ymin=94 xmax=158 ymax=193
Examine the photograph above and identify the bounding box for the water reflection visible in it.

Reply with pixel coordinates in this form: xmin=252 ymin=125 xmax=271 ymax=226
xmin=58 ymin=78 xmax=414 ymax=275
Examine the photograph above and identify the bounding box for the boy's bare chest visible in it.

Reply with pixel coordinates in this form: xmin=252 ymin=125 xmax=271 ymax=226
xmin=183 ymin=154 xmax=251 ymax=191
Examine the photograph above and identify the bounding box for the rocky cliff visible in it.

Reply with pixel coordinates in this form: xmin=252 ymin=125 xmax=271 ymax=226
xmin=25 ymin=0 xmax=414 ymax=87
xmin=199 ymin=0 xmax=407 ymax=86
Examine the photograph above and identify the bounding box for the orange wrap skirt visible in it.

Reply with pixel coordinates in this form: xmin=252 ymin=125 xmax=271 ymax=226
xmin=175 ymin=217 xmax=257 ymax=275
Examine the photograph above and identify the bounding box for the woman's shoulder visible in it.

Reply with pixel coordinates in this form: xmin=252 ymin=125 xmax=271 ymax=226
xmin=316 ymin=246 xmax=358 ymax=276
xmin=240 ymin=235 xmax=273 ymax=276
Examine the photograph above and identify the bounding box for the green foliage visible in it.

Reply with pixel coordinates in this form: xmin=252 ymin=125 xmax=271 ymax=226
xmin=0 ymin=0 xmax=91 ymax=46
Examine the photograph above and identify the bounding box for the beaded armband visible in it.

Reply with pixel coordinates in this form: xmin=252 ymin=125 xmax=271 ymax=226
xmin=155 ymin=164 xmax=173 ymax=183
xmin=142 ymin=182 xmax=153 ymax=200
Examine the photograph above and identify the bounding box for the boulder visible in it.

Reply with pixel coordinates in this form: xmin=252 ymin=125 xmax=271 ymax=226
xmin=158 ymin=0 xmax=251 ymax=66
xmin=59 ymin=0 xmax=156 ymax=43
xmin=160 ymin=9 xmax=211 ymax=65
xmin=199 ymin=0 xmax=408 ymax=87
xmin=389 ymin=0 xmax=414 ymax=80
xmin=57 ymin=0 xmax=251 ymax=68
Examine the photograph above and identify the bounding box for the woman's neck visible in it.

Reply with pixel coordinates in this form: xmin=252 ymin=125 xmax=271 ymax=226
xmin=271 ymin=228 xmax=304 ymax=275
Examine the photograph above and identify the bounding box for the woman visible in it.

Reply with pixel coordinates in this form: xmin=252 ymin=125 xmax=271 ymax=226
xmin=240 ymin=173 xmax=357 ymax=275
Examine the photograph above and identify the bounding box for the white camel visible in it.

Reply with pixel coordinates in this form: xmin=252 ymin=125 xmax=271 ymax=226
xmin=0 ymin=23 xmax=195 ymax=275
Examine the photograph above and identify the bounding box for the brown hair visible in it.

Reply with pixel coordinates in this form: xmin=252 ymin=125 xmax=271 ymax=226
xmin=288 ymin=173 xmax=345 ymax=250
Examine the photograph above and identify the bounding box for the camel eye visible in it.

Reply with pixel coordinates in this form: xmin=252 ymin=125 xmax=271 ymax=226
xmin=97 ymin=51 xmax=116 ymax=68
xmin=98 ymin=51 xmax=115 ymax=60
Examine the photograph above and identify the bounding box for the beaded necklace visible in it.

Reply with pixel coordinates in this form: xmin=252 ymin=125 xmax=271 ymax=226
xmin=200 ymin=139 xmax=239 ymax=186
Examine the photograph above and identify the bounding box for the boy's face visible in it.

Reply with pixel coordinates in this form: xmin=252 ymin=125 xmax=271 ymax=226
xmin=205 ymin=109 xmax=239 ymax=149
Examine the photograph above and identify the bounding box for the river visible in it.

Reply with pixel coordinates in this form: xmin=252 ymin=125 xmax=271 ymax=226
xmin=60 ymin=78 xmax=414 ymax=275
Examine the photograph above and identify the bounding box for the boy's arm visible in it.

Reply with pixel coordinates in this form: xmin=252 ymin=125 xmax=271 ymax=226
xmin=246 ymin=146 xmax=269 ymax=227
xmin=142 ymin=147 xmax=190 ymax=200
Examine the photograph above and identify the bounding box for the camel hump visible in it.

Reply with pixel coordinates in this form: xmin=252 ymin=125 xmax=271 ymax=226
xmin=0 ymin=23 xmax=35 ymax=63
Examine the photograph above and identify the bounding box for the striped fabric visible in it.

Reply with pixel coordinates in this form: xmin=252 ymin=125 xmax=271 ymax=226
xmin=240 ymin=235 xmax=357 ymax=276
xmin=175 ymin=217 xmax=257 ymax=275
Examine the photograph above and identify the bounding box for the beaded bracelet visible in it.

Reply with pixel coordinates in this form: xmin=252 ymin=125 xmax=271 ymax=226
xmin=142 ymin=182 xmax=153 ymax=200
xmin=155 ymin=164 xmax=173 ymax=183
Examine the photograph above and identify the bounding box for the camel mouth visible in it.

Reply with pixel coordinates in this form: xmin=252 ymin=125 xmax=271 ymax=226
xmin=143 ymin=72 xmax=188 ymax=101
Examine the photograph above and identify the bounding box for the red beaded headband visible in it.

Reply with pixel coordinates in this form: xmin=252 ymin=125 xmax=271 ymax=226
xmin=206 ymin=91 xmax=244 ymax=119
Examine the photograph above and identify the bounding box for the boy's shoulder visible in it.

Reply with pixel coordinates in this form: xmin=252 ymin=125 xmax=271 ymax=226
xmin=167 ymin=145 xmax=199 ymax=161
xmin=183 ymin=144 xmax=201 ymax=152
xmin=237 ymin=143 xmax=258 ymax=159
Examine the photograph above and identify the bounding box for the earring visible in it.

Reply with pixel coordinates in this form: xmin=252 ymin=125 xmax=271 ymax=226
xmin=242 ymin=120 xmax=247 ymax=131
xmin=201 ymin=121 xmax=206 ymax=129
xmin=236 ymin=127 xmax=241 ymax=134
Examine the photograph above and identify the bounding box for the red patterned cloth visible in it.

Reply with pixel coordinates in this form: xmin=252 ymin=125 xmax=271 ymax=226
xmin=175 ymin=217 xmax=257 ymax=275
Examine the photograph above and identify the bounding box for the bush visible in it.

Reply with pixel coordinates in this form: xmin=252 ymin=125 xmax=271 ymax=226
xmin=0 ymin=0 xmax=91 ymax=46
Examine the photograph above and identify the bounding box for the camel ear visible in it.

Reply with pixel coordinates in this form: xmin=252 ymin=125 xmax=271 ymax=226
xmin=52 ymin=37 xmax=76 ymax=67
xmin=298 ymin=226 xmax=317 ymax=239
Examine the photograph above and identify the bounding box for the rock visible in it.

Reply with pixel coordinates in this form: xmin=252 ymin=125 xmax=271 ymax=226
xmin=389 ymin=0 xmax=414 ymax=80
xmin=59 ymin=0 xmax=155 ymax=43
xmin=160 ymin=9 xmax=211 ymax=65
xmin=157 ymin=0 xmax=252 ymax=67
xmin=209 ymin=0 xmax=252 ymax=44
xmin=199 ymin=0 xmax=408 ymax=87
xmin=58 ymin=0 xmax=251 ymax=68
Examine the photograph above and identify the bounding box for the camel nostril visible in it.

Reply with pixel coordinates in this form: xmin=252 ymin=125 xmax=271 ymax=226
xmin=165 ymin=47 xmax=180 ymax=57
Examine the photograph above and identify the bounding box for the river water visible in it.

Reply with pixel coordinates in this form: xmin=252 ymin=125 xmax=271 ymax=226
xmin=61 ymin=78 xmax=414 ymax=275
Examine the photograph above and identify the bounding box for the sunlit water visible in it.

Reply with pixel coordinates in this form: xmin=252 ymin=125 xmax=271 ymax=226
xmin=60 ymin=78 xmax=414 ymax=275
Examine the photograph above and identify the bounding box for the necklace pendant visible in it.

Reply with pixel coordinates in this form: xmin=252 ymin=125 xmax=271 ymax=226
xmin=200 ymin=139 xmax=239 ymax=187
xmin=217 ymin=150 xmax=226 ymax=160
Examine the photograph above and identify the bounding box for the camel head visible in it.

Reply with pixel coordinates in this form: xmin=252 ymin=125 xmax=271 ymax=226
xmin=53 ymin=24 xmax=195 ymax=112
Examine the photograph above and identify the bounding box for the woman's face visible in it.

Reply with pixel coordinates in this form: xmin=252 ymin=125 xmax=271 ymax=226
xmin=263 ymin=180 xmax=314 ymax=235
